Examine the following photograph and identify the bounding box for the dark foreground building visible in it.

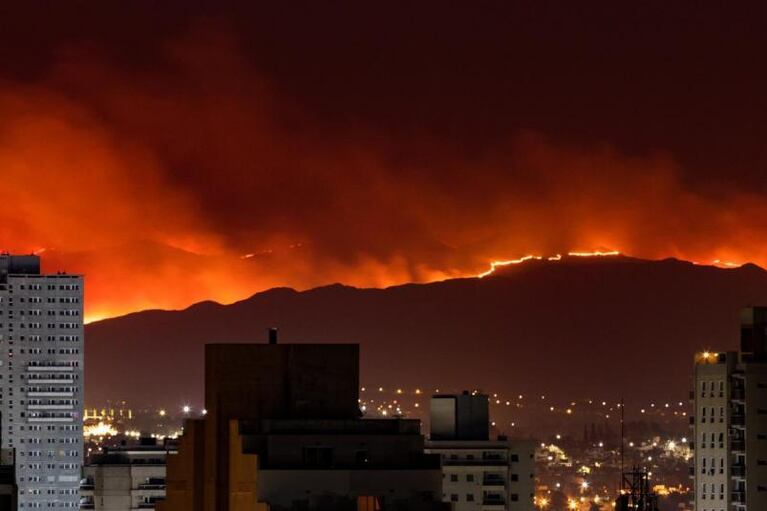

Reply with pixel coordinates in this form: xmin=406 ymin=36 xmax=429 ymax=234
xmin=156 ymin=332 xmax=449 ymax=511
xmin=0 ymin=448 xmax=17 ymax=510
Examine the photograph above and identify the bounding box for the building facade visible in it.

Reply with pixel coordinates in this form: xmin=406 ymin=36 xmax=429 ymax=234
xmin=0 ymin=254 xmax=84 ymax=509
xmin=157 ymin=333 xmax=449 ymax=511
xmin=691 ymin=307 xmax=767 ymax=511
xmin=80 ymin=439 xmax=176 ymax=510
xmin=425 ymin=393 xmax=535 ymax=511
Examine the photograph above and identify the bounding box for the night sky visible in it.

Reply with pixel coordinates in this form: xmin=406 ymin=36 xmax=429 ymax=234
xmin=1 ymin=2 xmax=766 ymax=319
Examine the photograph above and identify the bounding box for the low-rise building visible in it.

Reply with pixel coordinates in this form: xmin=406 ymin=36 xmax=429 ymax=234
xmin=426 ymin=392 xmax=535 ymax=511
xmin=80 ymin=438 xmax=176 ymax=510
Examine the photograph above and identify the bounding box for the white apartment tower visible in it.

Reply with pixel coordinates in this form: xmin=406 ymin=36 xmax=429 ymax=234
xmin=0 ymin=254 xmax=84 ymax=509
xmin=691 ymin=307 xmax=767 ymax=511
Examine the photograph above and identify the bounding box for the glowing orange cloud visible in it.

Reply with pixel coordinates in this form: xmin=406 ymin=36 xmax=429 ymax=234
xmin=1 ymin=27 xmax=766 ymax=321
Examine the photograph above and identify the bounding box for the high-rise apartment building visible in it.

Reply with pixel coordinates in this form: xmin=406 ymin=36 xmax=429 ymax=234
xmin=0 ymin=254 xmax=84 ymax=509
xmin=691 ymin=307 xmax=767 ymax=511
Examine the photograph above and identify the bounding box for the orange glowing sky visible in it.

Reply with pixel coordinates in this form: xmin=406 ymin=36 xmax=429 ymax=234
xmin=2 ymin=4 xmax=766 ymax=321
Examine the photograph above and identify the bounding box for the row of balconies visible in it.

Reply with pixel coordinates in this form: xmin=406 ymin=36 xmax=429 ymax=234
xmin=81 ymin=477 xmax=166 ymax=491
xmin=687 ymin=463 xmax=746 ymax=478
xmin=689 ymin=387 xmax=746 ymax=401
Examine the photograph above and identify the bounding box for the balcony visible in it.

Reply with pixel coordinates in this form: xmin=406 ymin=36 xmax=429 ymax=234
xmin=689 ymin=416 xmax=695 ymax=425
xmin=482 ymin=476 xmax=506 ymax=487
xmin=731 ymin=440 xmax=745 ymax=452
xmin=27 ymin=391 xmax=74 ymax=397
xmin=28 ymin=404 xmax=74 ymax=410
xmin=731 ymin=491 xmax=746 ymax=504
xmin=731 ymin=415 xmax=746 ymax=427
xmin=731 ymin=465 xmax=746 ymax=478
xmin=137 ymin=483 xmax=166 ymax=490
xmin=731 ymin=388 xmax=746 ymax=401
xmin=443 ymin=459 xmax=507 ymax=467
xmin=26 ymin=362 xmax=75 ymax=372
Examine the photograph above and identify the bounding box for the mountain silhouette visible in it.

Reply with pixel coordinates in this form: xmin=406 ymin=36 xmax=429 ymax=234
xmin=84 ymin=255 xmax=767 ymax=408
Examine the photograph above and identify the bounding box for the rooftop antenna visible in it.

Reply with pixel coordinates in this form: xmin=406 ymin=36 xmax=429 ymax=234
xmin=620 ymin=397 xmax=624 ymax=483
xmin=615 ymin=397 xmax=659 ymax=511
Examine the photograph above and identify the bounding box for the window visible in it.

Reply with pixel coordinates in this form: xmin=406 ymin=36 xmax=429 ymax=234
xmin=466 ymin=494 xmax=474 ymax=502
xmin=450 ymin=494 xmax=458 ymax=502
xmin=450 ymin=474 xmax=458 ymax=482
xmin=511 ymin=473 xmax=519 ymax=481
xmin=466 ymin=474 xmax=474 ymax=482
xmin=511 ymin=454 xmax=519 ymax=462
xmin=511 ymin=494 xmax=519 ymax=501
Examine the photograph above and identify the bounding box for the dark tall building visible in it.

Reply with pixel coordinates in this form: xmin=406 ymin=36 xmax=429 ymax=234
xmin=157 ymin=333 xmax=447 ymax=511
xmin=430 ymin=392 xmax=489 ymax=441
xmin=739 ymin=306 xmax=767 ymax=361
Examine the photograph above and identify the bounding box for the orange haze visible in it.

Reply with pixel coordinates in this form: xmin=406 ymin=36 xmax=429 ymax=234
xmin=1 ymin=27 xmax=765 ymax=321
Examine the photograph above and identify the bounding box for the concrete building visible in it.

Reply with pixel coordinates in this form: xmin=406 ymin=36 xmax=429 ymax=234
xmin=80 ymin=438 xmax=176 ymax=510
xmin=156 ymin=332 xmax=449 ymax=511
xmin=691 ymin=307 xmax=767 ymax=511
xmin=425 ymin=392 xmax=535 ymax=511
xmin=0 ymin=254 xmax=84 ymax=509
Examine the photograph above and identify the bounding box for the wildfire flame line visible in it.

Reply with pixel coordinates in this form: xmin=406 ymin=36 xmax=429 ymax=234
xmin=477 ymin=255 xmax=543 ymax=278
xmin=477 ymin=250 xmax=622 ymax=278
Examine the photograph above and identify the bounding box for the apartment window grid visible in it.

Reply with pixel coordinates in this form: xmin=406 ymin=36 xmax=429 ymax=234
xmin=0 ymin=274 xmax=83 ymax=509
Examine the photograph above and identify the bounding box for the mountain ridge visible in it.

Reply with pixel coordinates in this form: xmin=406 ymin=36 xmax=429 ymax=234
xmin=85 ymin=255 xmax=767 ymax=407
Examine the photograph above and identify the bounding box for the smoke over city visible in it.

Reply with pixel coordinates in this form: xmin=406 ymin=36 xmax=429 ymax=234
xmin=1 ymin=5 xmax=765 ymax=319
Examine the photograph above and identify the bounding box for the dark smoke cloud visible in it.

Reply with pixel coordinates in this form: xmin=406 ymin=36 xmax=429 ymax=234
xmin=1 ymin=6 xmax=766 ymax=319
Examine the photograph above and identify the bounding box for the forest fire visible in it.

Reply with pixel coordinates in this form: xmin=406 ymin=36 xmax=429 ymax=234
xmin=0 ymin=21 xmax=763 ymax=322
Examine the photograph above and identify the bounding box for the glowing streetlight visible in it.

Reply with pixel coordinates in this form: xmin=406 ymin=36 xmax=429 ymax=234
xmin=182 ymin=405 xmax=191 ymax=414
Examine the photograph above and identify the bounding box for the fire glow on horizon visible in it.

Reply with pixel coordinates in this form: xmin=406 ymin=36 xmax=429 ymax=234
xmin=71 ymin=247 xmax=750 ymax=323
